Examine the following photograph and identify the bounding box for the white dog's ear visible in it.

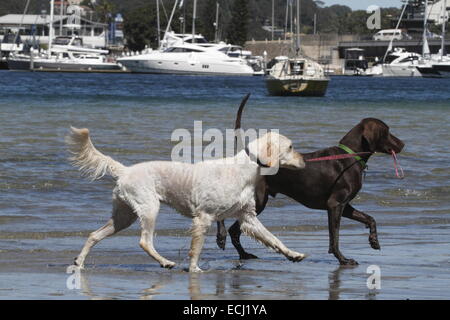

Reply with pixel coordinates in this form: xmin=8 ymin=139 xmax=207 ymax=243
xmin=247 ymin=133 xmax=280 ymax=167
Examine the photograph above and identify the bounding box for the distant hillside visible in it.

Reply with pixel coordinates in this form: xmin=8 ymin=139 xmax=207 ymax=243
xmin=1 ymin=0 xmax=401 ymax=41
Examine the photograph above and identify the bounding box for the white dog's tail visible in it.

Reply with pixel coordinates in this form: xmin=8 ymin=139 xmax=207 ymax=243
xmin=66 ymin=127 xmax=126 ymax=181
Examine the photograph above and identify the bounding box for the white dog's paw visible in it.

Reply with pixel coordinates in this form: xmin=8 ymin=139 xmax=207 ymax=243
xmin=160 ymin=260 xmax=176 ymax=269
xmin=73 ymin=257 xmax=85 ymax=270
xmin=288 ymin=252 xmax=307 ymax=262
xmin=189 ymin=265 xmax=204 ymax=273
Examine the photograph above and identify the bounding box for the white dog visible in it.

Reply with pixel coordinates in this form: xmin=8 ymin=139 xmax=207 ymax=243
xmin=67 ymin=127 xmax=306 ymax=272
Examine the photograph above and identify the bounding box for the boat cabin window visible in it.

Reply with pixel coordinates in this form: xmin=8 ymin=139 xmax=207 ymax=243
xmin=165 ymin=47 xmax=203 ymax=53
xmin=384 ymin=54 xmax=400 ymax=64
xmin=290 ymin=61 xmax=304 ymax=75
xmin=72 ymin=38 xmax=83 ymax=47
xmin=53 ymin=38 xmax=71 ymax=45
xmin=184 ymin=38 xmax=208 ymax=44
xmin=399 ymin=56 xmax=419 ymax=63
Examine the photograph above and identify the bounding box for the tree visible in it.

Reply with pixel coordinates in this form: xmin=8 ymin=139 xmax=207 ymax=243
xmin=123 ymin=4 xmax=157 ymax=51
xmin=198 ymin=0 xmax=219 ymax=42
xmin=225 ymin=0 xmax=249 ymax=45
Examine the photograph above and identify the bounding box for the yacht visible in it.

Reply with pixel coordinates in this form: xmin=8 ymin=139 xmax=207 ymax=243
xmin=8 ymin=49 xmax=121 ymax=72
xmin=117 ymin=0 xmax=258 ymax=76
xmin=342 ymin=48 xmax=369 ymax=76
xmin=8 ymin=36 xmax=122 ymax=72
xmin=0 ymin=32 xmax=24 ymax=69
xmin=381 ymin=48 xmax=424 ymax=77
xmin=118 ymin=40 xmax=254 ymax=76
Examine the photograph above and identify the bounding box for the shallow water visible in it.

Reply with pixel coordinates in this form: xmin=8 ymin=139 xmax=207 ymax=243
xmin=0 ymin=71 xmax=449 ymax=299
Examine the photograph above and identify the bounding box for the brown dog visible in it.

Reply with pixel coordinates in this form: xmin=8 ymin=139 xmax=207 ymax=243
xmin=217 ymin=102 xmax=405 ymax=265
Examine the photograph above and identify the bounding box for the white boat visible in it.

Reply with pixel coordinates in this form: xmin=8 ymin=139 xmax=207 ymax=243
xmin=118 ymin=40 xmax=254 ymax=76
xmin=427 ymin=0 xmax=450 ymax=77
xmin=117 ymin=0 xmax=257 ymax=76
xmin=7 ymin=1 xmax=121 ymax=72
xmin=8 ymin=49 xmax=121 ymax=72
xmin=381 ymin=48 xmax=424 ymax=77
xmin=380 ymin=1 xmax=438 ymax=78
xmin=0 ymin=32 xmax=24 ymax=69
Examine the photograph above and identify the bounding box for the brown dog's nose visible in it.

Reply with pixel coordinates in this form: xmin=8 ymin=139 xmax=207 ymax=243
xmin=390 ymin=134 xmax=405 ymax=153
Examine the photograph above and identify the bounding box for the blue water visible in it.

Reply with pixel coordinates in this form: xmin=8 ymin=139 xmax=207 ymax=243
xmin=0 ymin=71 xmax=449 ymax=299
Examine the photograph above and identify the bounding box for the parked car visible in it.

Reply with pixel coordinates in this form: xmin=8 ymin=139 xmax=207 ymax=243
xmin=373 ymin=29 xmax=411 ymax=41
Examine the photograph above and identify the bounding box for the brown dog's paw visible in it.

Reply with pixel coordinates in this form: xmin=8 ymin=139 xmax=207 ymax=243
xmin=239 ymin=252 xmax=258 ymax=260
xmin=216 ymin=235 xmax=226 ymax=251
xmin=339 ymin=258 xmax=359 ymax=266
xmin=369 ymin=235 xmax=381 ymax=250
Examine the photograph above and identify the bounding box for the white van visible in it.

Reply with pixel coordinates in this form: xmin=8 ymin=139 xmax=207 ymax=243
xmin=373 ymin=29 xmax=409 ymax=41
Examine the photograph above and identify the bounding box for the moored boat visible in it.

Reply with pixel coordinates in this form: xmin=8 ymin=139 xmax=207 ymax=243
xmin=266 ymin=58 xmax=329 ymax=96
xmin=264 ymin=0 xmax=329 ymax=97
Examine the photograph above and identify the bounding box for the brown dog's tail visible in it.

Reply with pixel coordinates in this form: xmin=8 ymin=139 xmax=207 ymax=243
xmin=66 ymin=127 xmax=126 ymax=181
xmin=235 ymin=93 xmax=250 ymax=130
xmin=234 ymin=94 xmax=250 ymax=153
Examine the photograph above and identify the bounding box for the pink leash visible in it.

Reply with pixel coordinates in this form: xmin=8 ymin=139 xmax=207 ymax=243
xmin=306 ymin=151 xmax=405 ymax=179
xmin=306 ymin=152 xmax=372 ymax=162
xmin=391 ymin=150 xmax=404 ymax=179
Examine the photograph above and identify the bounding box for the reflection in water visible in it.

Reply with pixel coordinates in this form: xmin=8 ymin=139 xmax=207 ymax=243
xmin=328 ymin=266 xmax=345 ymax=300
xmin=328 ymin=265 xmax=379 ymax=300
xmin=141 ymin=274 xmax=173 ymax=300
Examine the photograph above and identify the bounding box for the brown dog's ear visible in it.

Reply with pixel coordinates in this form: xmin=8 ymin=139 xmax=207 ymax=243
xmin=361 ymin=121 xmax=387 ymax=152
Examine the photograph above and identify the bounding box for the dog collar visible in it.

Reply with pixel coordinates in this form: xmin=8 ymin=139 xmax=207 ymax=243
xmin=244 ymin=147 xmax=271 ymax=168
xmin=338 ymin=144 xmax=367 ymax=169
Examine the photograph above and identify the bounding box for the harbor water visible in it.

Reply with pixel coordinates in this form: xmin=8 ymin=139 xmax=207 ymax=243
xmin=0 ymin=71 xmax=449 ymax=299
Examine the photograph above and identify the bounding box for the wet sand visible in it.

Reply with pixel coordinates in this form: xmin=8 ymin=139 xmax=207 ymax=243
xmin=1 ymin=203 xmax=449 ymax=300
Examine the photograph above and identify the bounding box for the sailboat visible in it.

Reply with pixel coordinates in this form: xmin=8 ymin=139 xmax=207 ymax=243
xmin=265 ymin=0 xmax=329 ymax=96
xmin=428 ymin=0 xmax=450 ymax=77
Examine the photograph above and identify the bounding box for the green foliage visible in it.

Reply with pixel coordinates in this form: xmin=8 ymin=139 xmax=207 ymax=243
xmin=198 ymin=0 xmax=219 ymax=42
xmin=225 ymin=0 xmax=249 ymax=46
xmin=123 ymin=4 xmax=157 ymax=52
xmin=0 ymin=0 xmax=404 ymax=47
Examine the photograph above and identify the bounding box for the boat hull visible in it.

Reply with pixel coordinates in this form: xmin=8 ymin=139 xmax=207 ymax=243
xmin=118 ymin=57 xmax=254 ymax=76
xmin=265 ymin=78 xmax=329 ymax=96
xmin=8 ymin=58 xmax=121 ymax=72
xmin=0 ymin=58 xmax=8 ymax=70
xmin=381 ymin=64 xmax=422 ymax=77
xmin=432 ymin=64 xmax=450 ymax=78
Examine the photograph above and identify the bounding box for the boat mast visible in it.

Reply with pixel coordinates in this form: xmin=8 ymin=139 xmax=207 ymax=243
xmin=272 ymin=0 xmax=275 ymax=41
xmin=164 ymin=0 xmax=179 ymax=38
xmin=284 ymin=0 xmax=288 ymax=41
xmin=441 ymin=0 xmax=448 ymax=60
xmin=296 ymin=0 xmax=300 ymax=55
xmin=214 ymin=1 xmax=219 ymax=43
xmin=156 ymin=0 xmax=160 ymax=48
xmin=383 ymin=2 xmax=408 ymax=62
xmin=192 ymin=0 xmax=197 ymax=43
xmin=423 ymin=0 xmax=430 ymax=58
xmin=48 ymin=0 xmax=55 ymax=58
